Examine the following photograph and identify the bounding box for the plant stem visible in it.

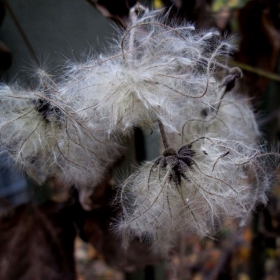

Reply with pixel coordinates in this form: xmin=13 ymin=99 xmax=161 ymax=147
xmin=2 ymin=0 xmax=40 ymax=66
xmin=230 ymin=60 xmax=280 ymax=83
xmin=158 ymin=120 xmax=170 ymax=150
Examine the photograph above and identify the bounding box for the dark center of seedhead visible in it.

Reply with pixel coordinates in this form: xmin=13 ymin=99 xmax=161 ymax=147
xmin=34 ymin=97 xmax=63 ymax=124
xmin=152 ymin=144 xmax=196 ymax=186
xmin=163 ymin=148 xmax=177 ymax=157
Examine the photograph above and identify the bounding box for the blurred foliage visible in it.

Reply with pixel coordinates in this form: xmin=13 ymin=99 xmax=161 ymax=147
xmin=212 ymin=0 xmax=250 ymax=12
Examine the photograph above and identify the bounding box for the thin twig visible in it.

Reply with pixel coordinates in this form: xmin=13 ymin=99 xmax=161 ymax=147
xmin=230 ymin=60 xmax=280 ymax=83
xmin=84 ymin=0 xmax=126 ymax=28
xmin=2 ymin=0 xmax=40 ymax=66
xmin=84 ymin=0 xmax=97 ymax=10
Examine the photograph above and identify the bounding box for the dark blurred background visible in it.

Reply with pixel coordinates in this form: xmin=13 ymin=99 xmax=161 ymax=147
xmin=1 ymin=0 xmax=280 ymax=279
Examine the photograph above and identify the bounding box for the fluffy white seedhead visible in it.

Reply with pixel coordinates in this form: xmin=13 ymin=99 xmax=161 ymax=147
xmin=189 ymin=91 xmax=259 ymax=142
xmin=57 ymin=4 xmax=235 ymax=135
xmin=166 ymin=68 xmax=260 ymax=148
xmin=117 ymin=136 xmax=277 ymax=255
xmin=0 ymin=78 xmax=123 ymax=188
